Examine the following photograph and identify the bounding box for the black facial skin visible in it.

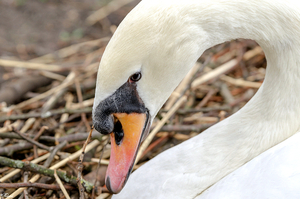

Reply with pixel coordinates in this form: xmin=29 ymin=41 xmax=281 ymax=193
xmin=93 ymin=81 xmax=148 ymax=136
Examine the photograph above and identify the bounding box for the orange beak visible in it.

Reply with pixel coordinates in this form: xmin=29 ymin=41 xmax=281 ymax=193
xmin=105 ymin=112 xmax=149 ymax=193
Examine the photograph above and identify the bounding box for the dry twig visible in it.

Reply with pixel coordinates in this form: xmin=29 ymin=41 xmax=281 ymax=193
xmin=54 ymin=170 xmax=71 ymax=199
xmin=0 ymin=59 xmax=62 ymax=71
xmin=7 ymin=140 xmax=100 ymax=198
xmin=86 ymin=0 xmax=136 ymax=25
xmin=77 ymin=127 xmax=94 ymax=199
xmin=135 ymin=96 xmax=187 ymax=164
xmin=0 ymin=182 xmax=75 ymax=191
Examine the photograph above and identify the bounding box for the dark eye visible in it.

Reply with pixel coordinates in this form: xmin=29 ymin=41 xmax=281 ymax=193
xmin=129 ymin=72 xmax=142 ymax=82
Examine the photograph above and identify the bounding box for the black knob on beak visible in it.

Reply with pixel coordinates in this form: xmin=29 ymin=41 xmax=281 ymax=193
xmin=93 ymin=114 xmax=114 ymax=135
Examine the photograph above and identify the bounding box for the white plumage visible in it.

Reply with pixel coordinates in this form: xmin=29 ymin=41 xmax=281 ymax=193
xmin=93 ymin=0 xmax=300 ymax=198
xmin=199 ymin=132 xmax=300 ymax=199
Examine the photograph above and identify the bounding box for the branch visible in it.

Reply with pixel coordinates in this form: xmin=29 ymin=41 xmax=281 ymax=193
xmin=77 ymin=127 xmax=94 ymax=199
xmin=0 ymin=132 xmax=102 ymax=156
xmin=0 ymin=107 xmax=92 ymax=123
xmin=0 ymin=142 xmax=33 ymax=156
xmin=0 ymin=132 xmax=101 ymax=142
xmin=13 ymin=127 xmax=51 ymax=151
xmin=43 ymin=141 xmax=67 ymax=168
xmin=0 ymin=75 xmax=52 ymax=105
xmin=0 ymin=156 xmax=94 ymax=193
xmin=153 ymin=124 xmax=213 ymax=133
xmin=0 ymin=182 xmax=76 ymax=190
xmin=159 ymin=106 xmax=231 ymax=115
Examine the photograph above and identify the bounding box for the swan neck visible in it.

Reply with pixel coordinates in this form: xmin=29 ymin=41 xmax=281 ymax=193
xmin=152 ymin=1 xmax=300 ymax=196
xmin=187 ymin=0 xmax=300 ymax=132
xmin=190 ymin=0 xmax=299 ymax=48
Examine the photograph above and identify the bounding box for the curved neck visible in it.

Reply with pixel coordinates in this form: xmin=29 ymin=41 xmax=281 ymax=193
xmin=190 ymin=0 xmax=300 ymax=139
xmin=161 ymin=0 xmax=300 ymax=136
xmin=130 ymin=0 xmax=300 ymax=118
xmin=149 ymin=0 xmax=300 ymax=136
xmin=146 ymin=0 xmax=300 ymax=197
xmin=191 ymin=0 xmax=299 ymax=47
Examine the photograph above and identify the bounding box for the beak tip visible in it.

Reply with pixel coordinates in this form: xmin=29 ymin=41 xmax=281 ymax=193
xmin=105 ymin=175 xmax=123 ymax=194
xmin=105 ymin=176 xmax=113 ymax=193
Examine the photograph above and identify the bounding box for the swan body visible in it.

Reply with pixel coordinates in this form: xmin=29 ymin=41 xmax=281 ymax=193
xmin=199 ymin=132 xmax=300 ymax=198
xmin=92 ymin=0 xmax=300 ymax=198
xmin=113 ymin=131 xmax=300 ymax=199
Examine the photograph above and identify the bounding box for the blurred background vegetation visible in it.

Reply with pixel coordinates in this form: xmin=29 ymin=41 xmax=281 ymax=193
xmin=0 ymin=0 xmax=140 ymax=57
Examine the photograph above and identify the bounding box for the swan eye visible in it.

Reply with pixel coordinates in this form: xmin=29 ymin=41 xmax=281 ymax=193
xmin=129 ymin=72 xmax=142 ymax=82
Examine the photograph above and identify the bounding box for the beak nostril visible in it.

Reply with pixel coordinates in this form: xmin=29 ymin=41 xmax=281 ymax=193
xmin=113 ymin=119 xmax=124 ymax=145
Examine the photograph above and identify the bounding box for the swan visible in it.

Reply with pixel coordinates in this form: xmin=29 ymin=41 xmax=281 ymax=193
xmin=92 ymin=0 xmax=300 ymax=198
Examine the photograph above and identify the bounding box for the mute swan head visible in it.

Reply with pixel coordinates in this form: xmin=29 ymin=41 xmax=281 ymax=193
xmin=93 ymin=0 xmax=300 ymax=194
xmin=93 ymin=2 xmax=205 ymax=193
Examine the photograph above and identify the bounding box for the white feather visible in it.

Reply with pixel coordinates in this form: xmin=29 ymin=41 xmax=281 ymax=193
xmin=93 ymin=0 xmax=300 ymax=198
xmin=199 ymin=131 xmax=300 ymax=199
